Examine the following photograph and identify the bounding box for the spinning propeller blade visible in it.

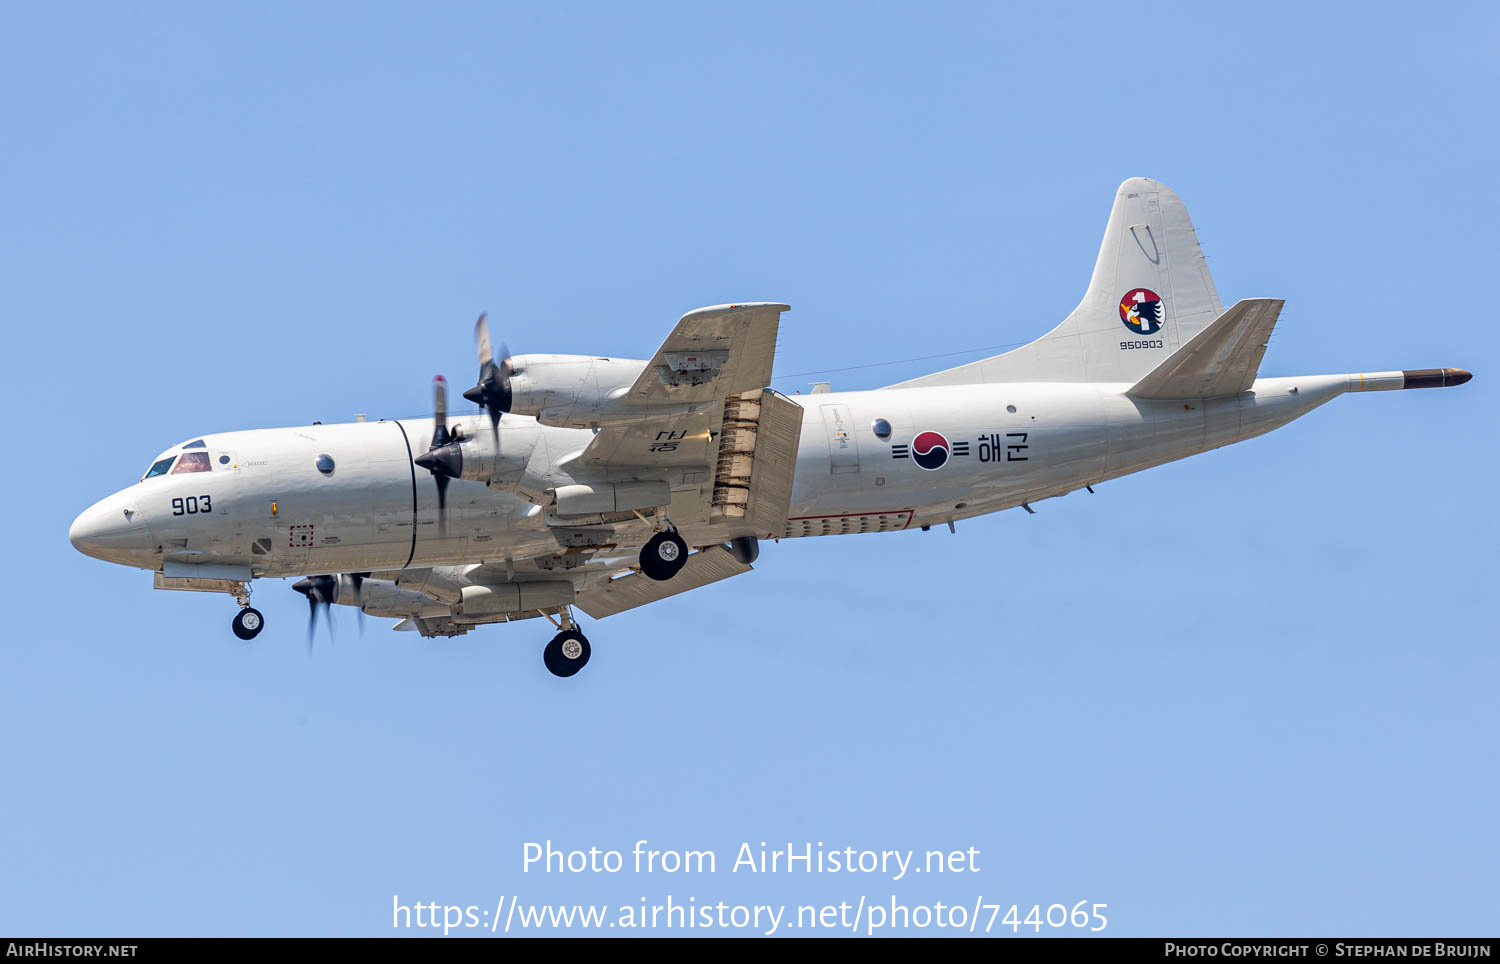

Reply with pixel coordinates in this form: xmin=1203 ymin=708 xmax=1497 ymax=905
xmin=349 ymin=571 xmax=368 ymax=635
xmin=413 ymin=376 xmax=457 ymax=531
xmin=463 ymin=312 xmax=512 ymax=442
xmin=292 ymin=574 xmax=339 ymax=652
xmin=415 ymin=313 xmax=513 ymax=532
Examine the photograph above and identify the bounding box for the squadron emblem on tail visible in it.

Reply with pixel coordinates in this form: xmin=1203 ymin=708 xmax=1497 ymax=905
xmin=1119 ymin=288 xmax=1164 ymax=334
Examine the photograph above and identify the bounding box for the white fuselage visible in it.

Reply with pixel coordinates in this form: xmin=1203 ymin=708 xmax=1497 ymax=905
xmin=70 ymin=374 xmax=1353 ymax=580
xmin=68 ymin=177 xmax=1469 ymax=654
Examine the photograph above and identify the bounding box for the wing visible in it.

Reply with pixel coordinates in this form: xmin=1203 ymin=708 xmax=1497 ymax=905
xmin=1127 ymin=298 xmax=1285 ymax=399
xmin=566 ymin=387 xmax=803 ymax=538
xmin=624 ymin=302 xmax=786 ymax=405
xmin=573 ymin=302 xmax=787 ymax=468
xmin=574 ymin=545 xmax=752 ymax=619
xmin=363 ymin=548 xmax=752 ymax=632
xmin=564 ymin=303 xmax=803 ymax=540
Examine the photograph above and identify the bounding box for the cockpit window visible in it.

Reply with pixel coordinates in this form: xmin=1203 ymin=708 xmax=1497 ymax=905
xmin=171 ymin=451 xmax=212 ymax=474
xmin=182 ymin=439 xmax=206 ymax=449
xmin=143 ymin=456 xmax=176 ymax=480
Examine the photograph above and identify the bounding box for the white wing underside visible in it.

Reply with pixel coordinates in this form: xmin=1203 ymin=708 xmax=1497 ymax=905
xmin=574 ymin=545 xmax=752 ymax=619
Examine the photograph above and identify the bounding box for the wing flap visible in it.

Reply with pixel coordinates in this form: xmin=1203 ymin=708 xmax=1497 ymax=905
xmin=718 ymin=389 xmax=803 ymax=537
xmin=1127 ymin=298 xmax=1284 ymax=399
xmin=574 ymin=545 xmax=751 ymax=619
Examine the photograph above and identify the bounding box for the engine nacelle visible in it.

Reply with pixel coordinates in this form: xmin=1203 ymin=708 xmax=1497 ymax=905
xmin=457 ymin=580 xmax=575 ymax=617
xmin=417 ymin=424 xmax=526 ymax=486
xmin=350 ymin=578 xmax=451 ymax=620
xmin=508 ymin=354 xmax=712 ymax=429
xmin=550 ymin=480 xmax=671 ymax=516
xmin=506 ymin=354 xmax=647 ymax=427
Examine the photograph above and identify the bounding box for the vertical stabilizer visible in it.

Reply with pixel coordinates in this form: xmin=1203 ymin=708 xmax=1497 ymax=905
xmin=889 ymin=177 xmax=1223 ymax=387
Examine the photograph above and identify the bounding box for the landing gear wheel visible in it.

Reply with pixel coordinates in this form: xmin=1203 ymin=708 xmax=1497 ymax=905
xmin=232 ymin=607 xmax=265 ymax=641
xmin=640 ymin=530 xmax=688 ymax=581
xmin=543 ymin=629 xmax=591 ymax=678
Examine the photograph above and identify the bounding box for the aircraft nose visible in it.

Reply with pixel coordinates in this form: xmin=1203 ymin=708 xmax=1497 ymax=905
xmin=69 ymin=493 xmax=153 ymax=565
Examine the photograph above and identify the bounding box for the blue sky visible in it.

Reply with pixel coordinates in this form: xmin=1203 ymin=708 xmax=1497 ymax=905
xmin=3 ymin=1 xmax=1496 ymax=937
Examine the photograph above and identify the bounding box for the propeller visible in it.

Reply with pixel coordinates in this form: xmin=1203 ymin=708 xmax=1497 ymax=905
xmin=413 ymin=376 xmax=458 ymax=528
xmin=414 ymin=314 xmax=513 ymax=531
xmin=292 ymin=573 xmax=371 ymax=644
xmin=292 ymin=574 xmax=338 ymax=650
xmin=348 ymin=571 xmax=368 ymax=634
xmin=462 ymin=312 xmax=512 ymax=442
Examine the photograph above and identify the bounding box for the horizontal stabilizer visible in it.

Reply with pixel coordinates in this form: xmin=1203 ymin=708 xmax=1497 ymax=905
xmin=1127 ymin=298 xmax=1284 ymax=399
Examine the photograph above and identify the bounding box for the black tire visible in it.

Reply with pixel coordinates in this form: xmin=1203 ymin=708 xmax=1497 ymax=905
xmin=543 ymin=629 xmax=591 ymax=678
xmin=232 ymin=607 xmax=265 ymax=641
xmin=639 ymin=530 xmax=688 ymax=581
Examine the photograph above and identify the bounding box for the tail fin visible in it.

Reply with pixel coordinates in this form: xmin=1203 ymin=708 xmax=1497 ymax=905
xmin=890 ymin=177 xmax=1224 ymax=387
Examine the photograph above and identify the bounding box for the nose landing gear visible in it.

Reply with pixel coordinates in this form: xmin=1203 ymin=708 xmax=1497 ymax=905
xmin=232 ymin=607 xmax=265 ymax=640
xmin=230 ymin=583 xmax=264 ymax=640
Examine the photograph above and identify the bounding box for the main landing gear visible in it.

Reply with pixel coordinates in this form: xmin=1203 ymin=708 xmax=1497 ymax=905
xmin=541 ymin=606 xmax=591 ymax=678
xmin=543 ymin=627 xmax=592 ymax=678
xmin=230 ymin=582 xmax=264 ymax=641
xmin=537 ymin=611 xmax=588 ymax=677
xmin=639 ymin=529 xmax=688 ymax=581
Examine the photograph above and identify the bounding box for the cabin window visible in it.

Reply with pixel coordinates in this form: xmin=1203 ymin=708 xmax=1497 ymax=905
xmin=143 ymin=456 xmax=176 ymax=480
xmin=871 ymin=418 xmax=892 ymax=440
xmin=315 ymin=454 xmax=335 ymax=476
xmin=171 ymin=451 xmax=212 ymax=474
